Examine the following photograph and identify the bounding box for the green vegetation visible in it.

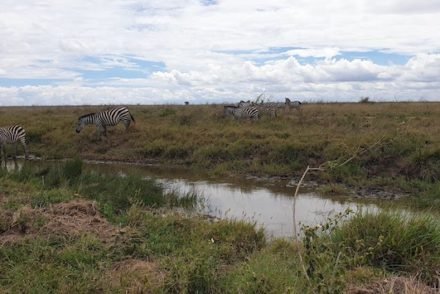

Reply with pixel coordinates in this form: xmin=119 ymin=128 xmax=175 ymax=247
xmin=0 ymin=102 xmax=439 ymax=292
xmin=1 ymin=103 xmax=439 ymax=206
xmin=0 ymin=161 xmax=439 ymax=292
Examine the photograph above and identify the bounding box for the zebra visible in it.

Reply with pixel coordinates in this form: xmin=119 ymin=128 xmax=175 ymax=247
xmin=254 ymin=102 xmax=285 ymax=118
xmin=285 ymin=98 xmax=302 ymax=111
xmin=0 ymin=125 xmax=29 ymax=167
xmin=238 ymin=100 xmax=253 ymax=108
xmin=76 ymin=106 xmax=136 ymax=139
xmin=224 ymin=105 xmax=259 ymax=120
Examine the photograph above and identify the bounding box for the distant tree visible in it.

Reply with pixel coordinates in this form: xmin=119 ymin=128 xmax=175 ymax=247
xmin=359 ymin=96 xmax=373 ymax=103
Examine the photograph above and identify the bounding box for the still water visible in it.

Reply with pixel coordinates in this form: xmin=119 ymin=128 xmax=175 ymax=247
xmin=85 ymin=161 xmax=378 ymax=238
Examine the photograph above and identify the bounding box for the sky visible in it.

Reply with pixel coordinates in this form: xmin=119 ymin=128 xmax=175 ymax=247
xmin=0 ymin=0 xmax=440 ymax=105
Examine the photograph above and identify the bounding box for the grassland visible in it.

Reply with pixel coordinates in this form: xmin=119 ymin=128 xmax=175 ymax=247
xmin=0 ymin=161 xmax=439 ymax=293
xmin=0 ymin=103 xmax=439 ymax=292
xmin=0 ymin=102 xmax=439 ymax=206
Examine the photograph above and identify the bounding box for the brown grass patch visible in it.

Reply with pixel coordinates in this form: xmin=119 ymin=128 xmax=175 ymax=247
xmin=105 ymin=259 xmax=167 ymax=293
xmin=0 ymin=199 xmax=125 ymax=245
xmin=348 ymin=276 xmax=439 ymax=294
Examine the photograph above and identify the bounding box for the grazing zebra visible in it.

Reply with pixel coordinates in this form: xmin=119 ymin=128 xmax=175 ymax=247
xmin=285 ymin=98 xmax=302 ymax=111
xmin=254 ymin=102 xmax=285 ymax=118
xmin=0 ymin=125 xmax=28 ymax=166
xmin=224 ymin=105 xmax=259 ymax=120
xmin=76 ymin=106 xmax=136 ymax=139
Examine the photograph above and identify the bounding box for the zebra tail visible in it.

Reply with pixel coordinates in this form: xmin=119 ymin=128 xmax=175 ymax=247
xmin=130 ymin=113 xmax=136 ymax=126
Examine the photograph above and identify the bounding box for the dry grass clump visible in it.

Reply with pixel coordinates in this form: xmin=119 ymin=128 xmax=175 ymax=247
xmin=0 ymin=199 xmax=124 ymax=245
xmin=348 ymin=276 xmax=439 ymax=294
xmin=105 ymin=259 xmax=168 ymax=293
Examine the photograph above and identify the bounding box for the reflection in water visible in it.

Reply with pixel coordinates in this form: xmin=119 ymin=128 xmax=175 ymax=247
xmin=86 ymin=162 xmax=378 ymax=238
xmin=159 ymin=179 xmax=377 ymax=239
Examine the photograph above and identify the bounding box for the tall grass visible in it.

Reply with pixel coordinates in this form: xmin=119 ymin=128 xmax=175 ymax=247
xmin=330 ymin=211 xmax=440 ymax=285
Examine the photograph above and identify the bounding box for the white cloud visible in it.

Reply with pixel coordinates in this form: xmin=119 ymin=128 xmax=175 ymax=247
xmin=0 ymin=0 xmax=440 ymax=105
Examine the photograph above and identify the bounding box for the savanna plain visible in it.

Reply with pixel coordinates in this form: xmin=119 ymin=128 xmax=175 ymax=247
xmin=0 ymin=102 xmax=439 ymax=293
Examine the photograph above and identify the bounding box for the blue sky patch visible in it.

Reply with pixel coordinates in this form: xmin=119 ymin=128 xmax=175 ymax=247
xmin=0 ymin=78 xmax=63 ymax=87
xmin=338 ymin=51 xmax=411 ymax=65
xmin=73 ymin=56 xmax=166 ymax=81
xmin=0 ymin=56 xmax=167 ymax=87
xmin=217 ymin=47 xmax=411 ymax=66
xmin=200 ymin=0 xmax=218 ymax=6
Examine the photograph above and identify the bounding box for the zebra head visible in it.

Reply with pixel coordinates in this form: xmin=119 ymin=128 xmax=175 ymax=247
xmin=238 ymin=100 xmax=252 ymax=108
xmin=285 ymin=98 xmax=302 ymax=106
xmin=224 ymin=105 xmax=238 ymax=117
xmin=76 ymin=113 xmax=94 ymax=133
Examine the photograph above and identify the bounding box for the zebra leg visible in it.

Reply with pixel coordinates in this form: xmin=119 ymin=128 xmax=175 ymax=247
xmin=95 ymin=125 xmax=104 ymax=140
xmin=124 ymin=119 xmax=130 ymax=131
xmin=12 ymin=143 xmax=18 ymax=168
xmin=21 ymin=138 xmax=28 ymax=160
xmin=1 ymin=144 xmax=6 ymax=168
xmin=12 ymin=145 xmax=18 ymax=169
xmin=13 ymin=143 xmax=17 ymax=160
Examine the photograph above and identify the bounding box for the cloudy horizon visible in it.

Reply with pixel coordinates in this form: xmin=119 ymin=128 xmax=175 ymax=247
xmin=1 ymin=0 xmax=439 ymax=106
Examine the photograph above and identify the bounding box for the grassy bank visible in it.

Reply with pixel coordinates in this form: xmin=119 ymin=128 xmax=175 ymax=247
xmin=0 ymin=102 xmax=439 ymax=206
xmin=0 ymin=161 xmax=439 ymax=292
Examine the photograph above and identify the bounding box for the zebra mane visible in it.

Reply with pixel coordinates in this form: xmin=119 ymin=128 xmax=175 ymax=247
xmin=78 ymin=112 xmax=96 ymax=120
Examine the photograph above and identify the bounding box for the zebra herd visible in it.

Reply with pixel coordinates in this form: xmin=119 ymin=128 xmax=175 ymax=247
xmin=0 ymin=106 xmax=136 ymax=167
xmin=0 ymin=99 xmax=301 ymax=166
xmin=223 ymin=97 xmax=302 ymax=120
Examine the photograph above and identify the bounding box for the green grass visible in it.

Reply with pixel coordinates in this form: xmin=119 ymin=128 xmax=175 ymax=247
xmin=1 ymin=101 xmax=440 ymax=293
xmin=0 ymin=161 xmax=266 ymax=292
xmin=1 ymin=103 xmax=439 ymax=207
xmin=0 ymin=235 xmax=108 ymax=293
xmin=2 ymin=160 xmax=199 ymax=221
xmin=221 ymin=240 xmax=308 ymax=293
xmin=0 ymin=164 xmax=439 ymax=292
xmin=330 ymin=211 xmax=440 ymax=285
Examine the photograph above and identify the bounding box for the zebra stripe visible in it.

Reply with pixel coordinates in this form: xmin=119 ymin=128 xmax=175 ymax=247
xmin=254 ymin=102 xmax=285 ymax=118
xmin=0 ymin=125 xmax=29 ymax=164
xmin=224 ymin=105 xmax=259 ymax=120
xmin=76 ymin=106 xmax=136 ymax=138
